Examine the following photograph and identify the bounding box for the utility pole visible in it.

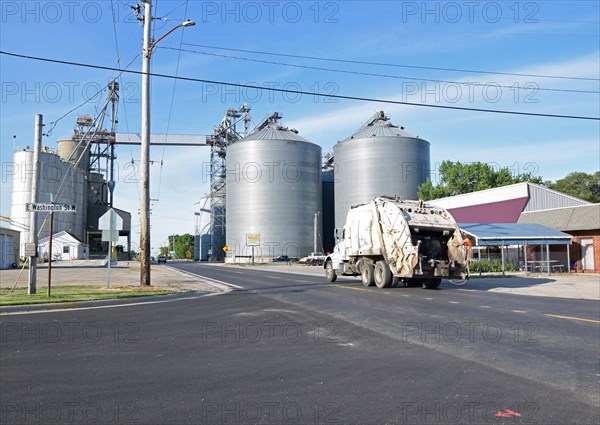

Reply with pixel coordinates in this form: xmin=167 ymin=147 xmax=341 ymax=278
xmin=139 ymin=0 xmax=152 ymax=286
xmin=108 ymin=80 xmax=119 ymax=207
xmin=28 ymin=114 xmax=43 ymax=295
xmin=138 ymin=0 xmax=195 ymax=285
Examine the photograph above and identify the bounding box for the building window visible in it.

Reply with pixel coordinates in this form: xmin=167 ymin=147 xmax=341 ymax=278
xmin=63 ymin=246 xmax=70 ymax=254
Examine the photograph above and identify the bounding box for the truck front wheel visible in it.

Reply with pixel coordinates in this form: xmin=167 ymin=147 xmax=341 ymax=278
xmin=361 ymin=264 xmax=375 ymax=287
xmin=374 ymin=261 xmax=392 ymax=288
xmin=325 ymin=261 xmax=337 ymax=282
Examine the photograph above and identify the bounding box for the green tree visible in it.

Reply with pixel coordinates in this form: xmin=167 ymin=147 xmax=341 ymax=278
xmin=418 ymin=160 xmax=542 ymax=201
xmin=548 ymin=171 xmax=600 ymax=203
xmin=167 ymin=234 xmax=195 ymax=259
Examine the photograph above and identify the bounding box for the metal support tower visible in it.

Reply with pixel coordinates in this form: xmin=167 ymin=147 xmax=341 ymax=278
xmin=88 ymin=80 xmax=119 ymax=206
xmin=208 ymin=106 xmax=250 ymax=261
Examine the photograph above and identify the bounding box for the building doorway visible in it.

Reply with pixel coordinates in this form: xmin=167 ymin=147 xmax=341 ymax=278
xmin=580 ymin=238 xmax=595 ymax=271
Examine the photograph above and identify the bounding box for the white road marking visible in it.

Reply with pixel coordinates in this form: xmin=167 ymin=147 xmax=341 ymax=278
xmin=424 ymin=297 xmax=433 ymax=300
xmin=512 ymin=310 xmax=528 ymax=314
xmin=480 ymin=306 xmax=491 ymax=309
xmin=166 ymin=266 xmax=243 ymax=289
xmin=449 ymin=301 xmax=460 ymax=304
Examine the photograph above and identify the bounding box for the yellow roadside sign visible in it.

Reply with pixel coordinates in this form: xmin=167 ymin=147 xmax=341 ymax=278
xmin=223 ymin=245 xmax=230 ymax=253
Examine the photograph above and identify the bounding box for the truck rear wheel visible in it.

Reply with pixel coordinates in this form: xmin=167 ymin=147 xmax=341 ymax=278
xmin=423 ymin=278 xmax=442 ymax=289
xmin=361 ymin=264 xmax=375 ymax=287
xmin=325 ymin=260 xmax=337 ymax=282
xmin=374 ymin=261 xmax=392 ymax=288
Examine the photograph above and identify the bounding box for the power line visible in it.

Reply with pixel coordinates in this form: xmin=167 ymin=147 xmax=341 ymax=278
xmin=163 ymin=46 xmax=599 ymax=94
xmin=1 ymin=50 xmax=598 ymax=121
xmin=43 ymin=54 xmax=140 ymax=137
xmin=157 ymin=0 xmax=189 ymax=203
xmin=181 ymin=42 xmax=600 ymax=82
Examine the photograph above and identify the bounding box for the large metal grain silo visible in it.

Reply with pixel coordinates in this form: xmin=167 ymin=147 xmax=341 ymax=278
xmin=321 ymin=167 xmax=335 ymax=254
xmin=226 ymin=116 xmax=322 ymax=260
xmin=334 ymin=111 xmax=430 ymax=228
xmin=10 ymin=149 xmax=87 ymax=256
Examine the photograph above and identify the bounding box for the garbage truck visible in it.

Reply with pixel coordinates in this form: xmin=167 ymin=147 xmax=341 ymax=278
xmin=324 ymin=197 xmax=470 ymax=289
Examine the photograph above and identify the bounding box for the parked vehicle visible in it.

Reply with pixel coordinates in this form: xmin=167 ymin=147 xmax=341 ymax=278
xmin=324 ymin=197 xmax=469 ymax=289
xmin=306 ymin=252 xmax=327 ymax=266
xmin=272 ymin=255 xmax=299 ymax=263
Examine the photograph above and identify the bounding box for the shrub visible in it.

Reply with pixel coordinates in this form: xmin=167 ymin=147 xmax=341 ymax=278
xmin=469 ymin=259 xmax=516 ymax=273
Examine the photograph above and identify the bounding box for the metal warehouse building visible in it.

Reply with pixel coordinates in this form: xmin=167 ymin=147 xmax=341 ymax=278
xmin=431 ymin=182 xmax=597 ymax=274
xmin=431 ymin=182 xmax=590 ymax=223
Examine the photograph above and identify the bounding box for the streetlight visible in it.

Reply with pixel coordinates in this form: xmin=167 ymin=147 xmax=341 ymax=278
xmin=139 ymin=0 xmax=195 ymax=286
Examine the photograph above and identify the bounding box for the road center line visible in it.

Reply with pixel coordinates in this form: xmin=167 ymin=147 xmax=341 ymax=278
xmin=544 ymin=314 xmax=600 ymax=324
xmin=334 ymin=285 xmax=366 ymax=291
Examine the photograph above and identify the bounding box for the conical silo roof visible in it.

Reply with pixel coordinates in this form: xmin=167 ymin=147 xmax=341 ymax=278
xmin=240 ymin=123 xmax=311 ymax=143
xmin=342 ymin=111 xmax=417 ymax=142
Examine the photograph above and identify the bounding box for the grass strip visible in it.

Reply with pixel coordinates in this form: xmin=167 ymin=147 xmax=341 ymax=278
xmin=0 ymin=285 xmax=177 ymax=306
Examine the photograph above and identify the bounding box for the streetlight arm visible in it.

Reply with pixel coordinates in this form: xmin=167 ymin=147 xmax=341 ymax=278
xmin=148 ymin=21 xmax=196 ymax=56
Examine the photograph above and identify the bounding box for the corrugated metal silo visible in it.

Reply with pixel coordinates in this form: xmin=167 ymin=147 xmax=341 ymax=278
xmin=10 ymin=149 xmax=87 ymax=256
xmin=333 ymin=111 xmax=430 ymax=228
xmin=321 ymin=167 xmax=335 ymax=254
xmin=194 ymin=197 xmax=211 ymax=261
xmin=226 ymin=116 xmax=322 ymax=260
xmin=57 ymin=138 xmax=90 ymax=171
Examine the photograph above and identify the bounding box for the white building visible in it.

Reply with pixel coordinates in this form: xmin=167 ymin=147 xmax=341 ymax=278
xmin=38 ymin=231 xmax=89 ymax=261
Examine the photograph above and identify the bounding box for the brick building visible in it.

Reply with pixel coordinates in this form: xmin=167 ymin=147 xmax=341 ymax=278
xmin=518 ymin=204 xmax=600 ymax=273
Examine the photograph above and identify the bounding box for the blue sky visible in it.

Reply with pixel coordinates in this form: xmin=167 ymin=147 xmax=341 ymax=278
xmin=1 ymin=0 xmax=599 ymax=253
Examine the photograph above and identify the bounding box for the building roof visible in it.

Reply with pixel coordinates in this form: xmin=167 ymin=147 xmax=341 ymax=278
xmin=431 ymin=183 xmax=590 ymax=223
xmin=518 ymin=204 xmax=600 ymax=232
xmin=39 ymin=231 xmax=85 ymax=245
xmin=460 ymin=223 xmax=572 ymax=246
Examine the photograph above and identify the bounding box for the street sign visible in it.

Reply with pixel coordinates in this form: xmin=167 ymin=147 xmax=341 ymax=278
xmin=26 ymin=203 xmax=76 ymax=212
xmin=246 ymin=233 xmax=260 ymax=246
xmin=99 ymin=208 xmax=123 ymax=231
xmin=102 ymin=230 xmax=119 ymax=242
xmin=24 ymin=243 xmax=37 ymax=257
xmin=223 ymin=245 xmax=230 ymax=253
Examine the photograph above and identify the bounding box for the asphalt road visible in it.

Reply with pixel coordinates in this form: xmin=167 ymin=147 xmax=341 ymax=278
xmin=1 ymin=263 xmax=598 ymax=425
